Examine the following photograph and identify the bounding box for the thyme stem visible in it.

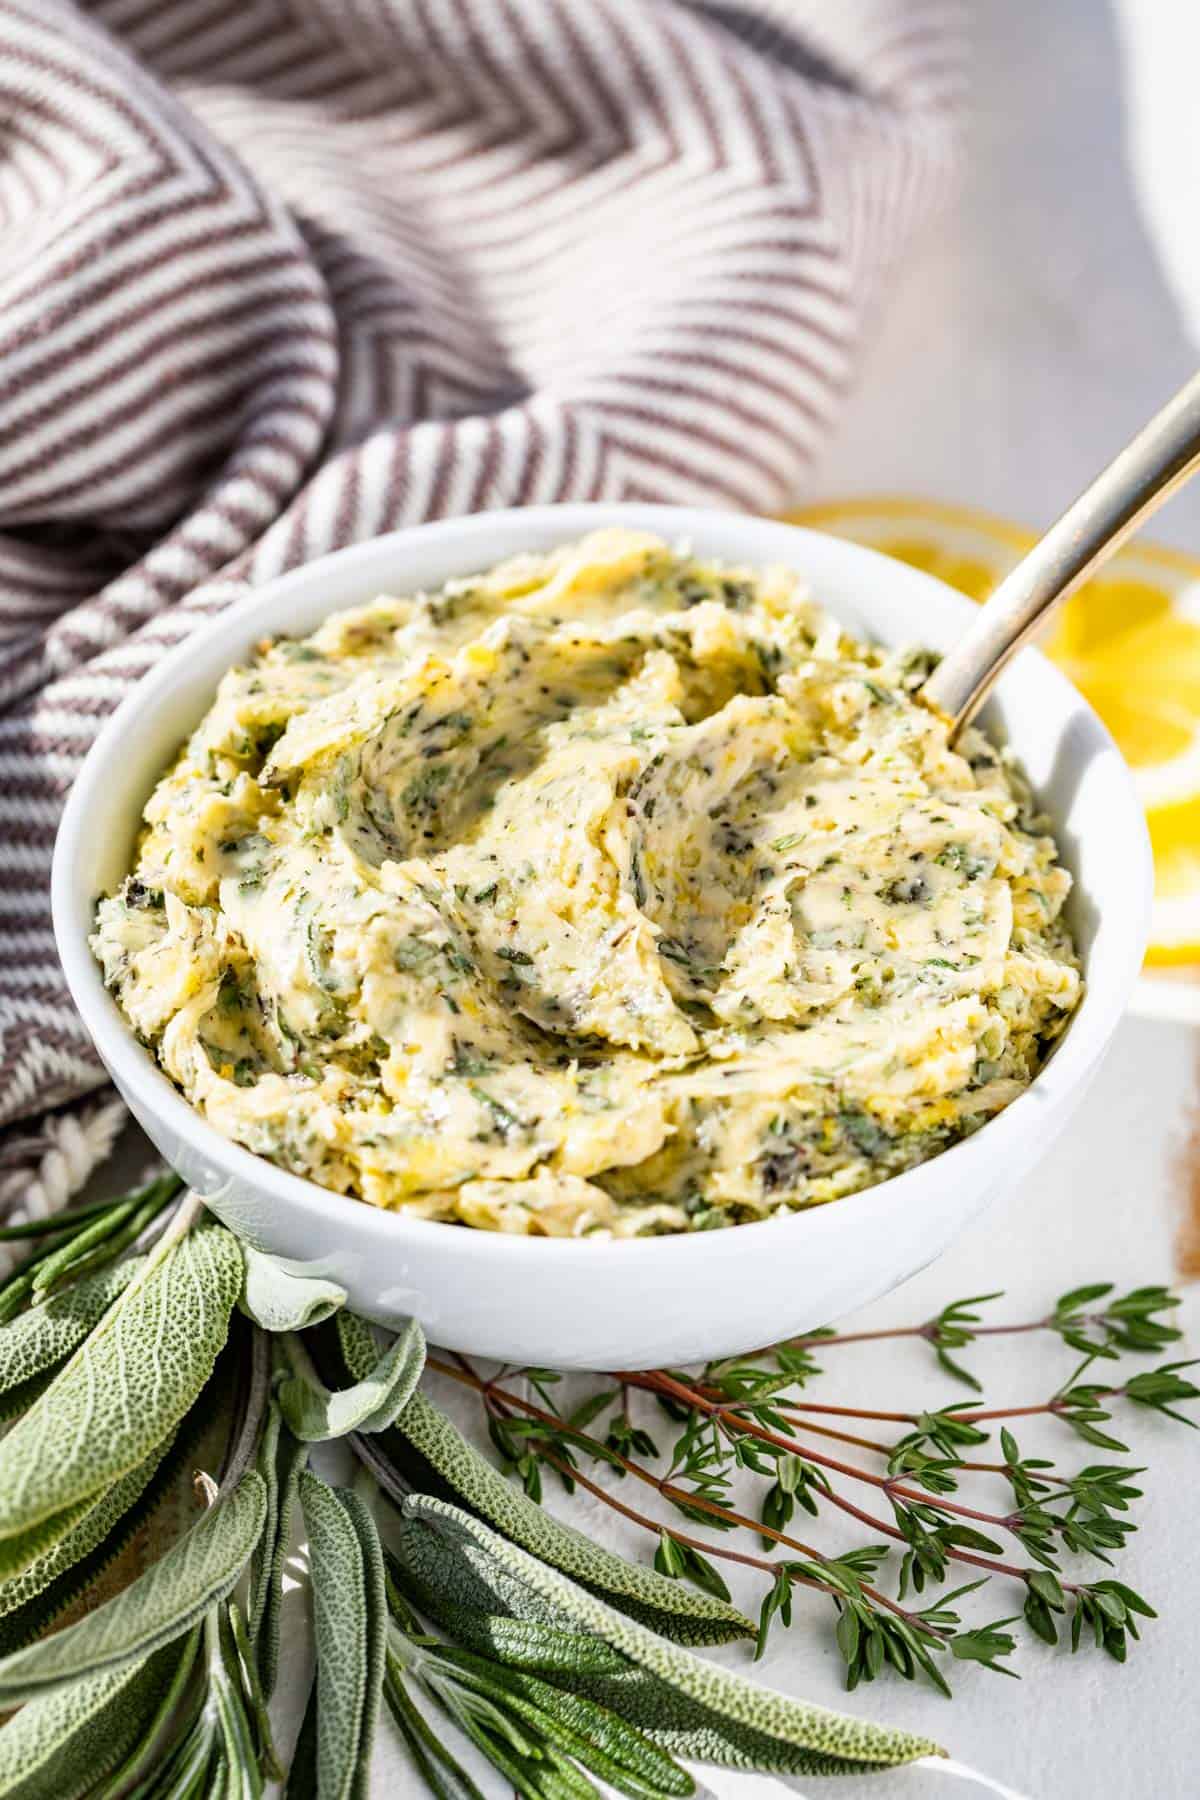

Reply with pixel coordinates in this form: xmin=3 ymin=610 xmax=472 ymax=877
xmin=782 ymin=1317 xmax=1055 ymax=1351
xmin=426 ymin=1355 xmax=941 ymax=1637
xmin=618 ymin=1369 xmax=1020 ymax=1530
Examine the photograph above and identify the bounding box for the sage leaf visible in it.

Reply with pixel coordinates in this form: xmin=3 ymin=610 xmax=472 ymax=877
xmin=0 ymin=1348 xmax=240 ymax=1668
xmin=280 ymin=1318 xmax=424 ymax=1443
xmin=0 ymin=1217 xmax=243 ymax=1583
xmin=465 ymin=1615 xmax=630 ymax=1677
xmin=285 ymin=1678 xmax=320 ymax=1800
xmin=249 ymin=1396 xmax=282 ymax=1643
xmin=0 ymin=1261 xmax=138 ymax=1421
xmin=0 ymin=1453 xmax=196 ymax=1666
xmin=0 ymin=1472 xmax=265 ymax=1707
xmin=0 ymin=1638 xmax=190 ymax=1800
xmin=341 ymin=1489 xmax=388 ymax=1792
xmin=393 ymin=1496 xmax=944 ymax=1776
xmin=240 ymin=1246 xmax=346 ymax=1333
xmin=249 ymin=1397 xmax=309 ymax=1701
xmin=0 ymin=1444 xmax=170 ymax=1638
xmin=300 ymin=1472 xmax=388 ymax=1800
xmin=0 ymin=1335 xmax=223 ymax=1655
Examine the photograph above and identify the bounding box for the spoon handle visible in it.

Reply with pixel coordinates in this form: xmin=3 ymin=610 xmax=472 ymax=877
xmin=920 ymin=368 xmax=1200 ymax=737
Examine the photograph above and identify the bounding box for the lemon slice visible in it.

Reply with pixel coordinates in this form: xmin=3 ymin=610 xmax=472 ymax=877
xmin=784 ymin=496 xmax=1200 ymax=995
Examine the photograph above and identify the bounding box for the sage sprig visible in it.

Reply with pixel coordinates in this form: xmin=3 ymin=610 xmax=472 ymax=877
xmin=390 ymin=1494 xmax=941 ymax=1777
xmin=0 ymin=1339 xmax=229 ymax=1661
xmin=0 ymin=1473 xmax=265 ymax=1707
xmin=0 ymin=1215 xmax=242 ymax=1583
xmin=322 ymin=1325 xmax=755 ymax=1646
xmin=0 ymin=1177 xmax=1188 ymax=1796
xmin=299 ymin=1473 xmax=388 ymax=1800
xmin=0 ymin=1638 xmax=195 ymax=1800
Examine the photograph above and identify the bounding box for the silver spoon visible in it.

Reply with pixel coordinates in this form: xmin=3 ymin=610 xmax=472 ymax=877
xmin=920 ymin=368 xmax=1200 ymax=739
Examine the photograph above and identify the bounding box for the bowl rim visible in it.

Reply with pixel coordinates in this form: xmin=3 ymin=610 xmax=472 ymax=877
xmin=51 ymin=502 xmax=1153 ymax=1268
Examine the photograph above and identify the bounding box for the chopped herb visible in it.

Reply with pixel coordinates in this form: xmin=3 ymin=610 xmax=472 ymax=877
xmin=401 ymin=762 xmax=451 ymax=816
xmin=123 ymin=879 xmax=164 ymax=910
xmin=470 ymin=1084 xmax=525 ymax=1135
xmin=217 ymin=969 xmax=243 ymax=1014
xmin=936 ymin=844 xmax=992 ymax=881
xmin=440 ymin=943 xmax=475 ymax=978
xmin=882 ymin=874 xmax=930 ymax=906
xmin=839 ymin=1107 xmax=890 ymax=1157
xmin=394 ymin=937 xmax=436 ymax=973
xmin=758 ymin=1146 xmax=807 ymax=1192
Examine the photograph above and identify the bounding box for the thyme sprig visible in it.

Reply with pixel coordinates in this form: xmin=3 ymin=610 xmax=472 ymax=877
xmin=775 ymin=1282 xmax=1184 ymax=1391
xmin=434 ymin=1282 xmax=1195 ymax=1692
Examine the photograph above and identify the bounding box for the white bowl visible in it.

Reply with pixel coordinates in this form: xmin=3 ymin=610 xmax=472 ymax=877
xmin=52 ymin=505 xmax=1151 ymax=1369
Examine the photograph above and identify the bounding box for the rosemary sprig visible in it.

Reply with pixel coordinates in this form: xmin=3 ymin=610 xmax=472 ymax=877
xmin=384 ymin=1558 xmax=695 ymax=1800
xmin=0 ymin=1174 xmax=181 ymax=1325
xmin=108 ymin=1564 xmax=284 ymax=1798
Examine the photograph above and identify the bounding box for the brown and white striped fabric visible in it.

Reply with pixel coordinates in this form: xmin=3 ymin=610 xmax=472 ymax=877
xmin=0 ymin=0 xmax=963 ymax=1132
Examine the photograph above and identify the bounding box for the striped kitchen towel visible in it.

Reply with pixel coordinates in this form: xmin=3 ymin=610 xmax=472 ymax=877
xmin=0 ymin=0 xmax=962 ymax=1132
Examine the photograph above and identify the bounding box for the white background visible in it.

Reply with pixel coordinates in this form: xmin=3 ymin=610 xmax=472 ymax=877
xmin=818 ymin=0 xmax=1200 ymax=549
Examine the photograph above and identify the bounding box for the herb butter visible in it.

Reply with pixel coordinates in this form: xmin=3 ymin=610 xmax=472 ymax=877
xmin=92 ymin=530 xmax=1082 ymax=1236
